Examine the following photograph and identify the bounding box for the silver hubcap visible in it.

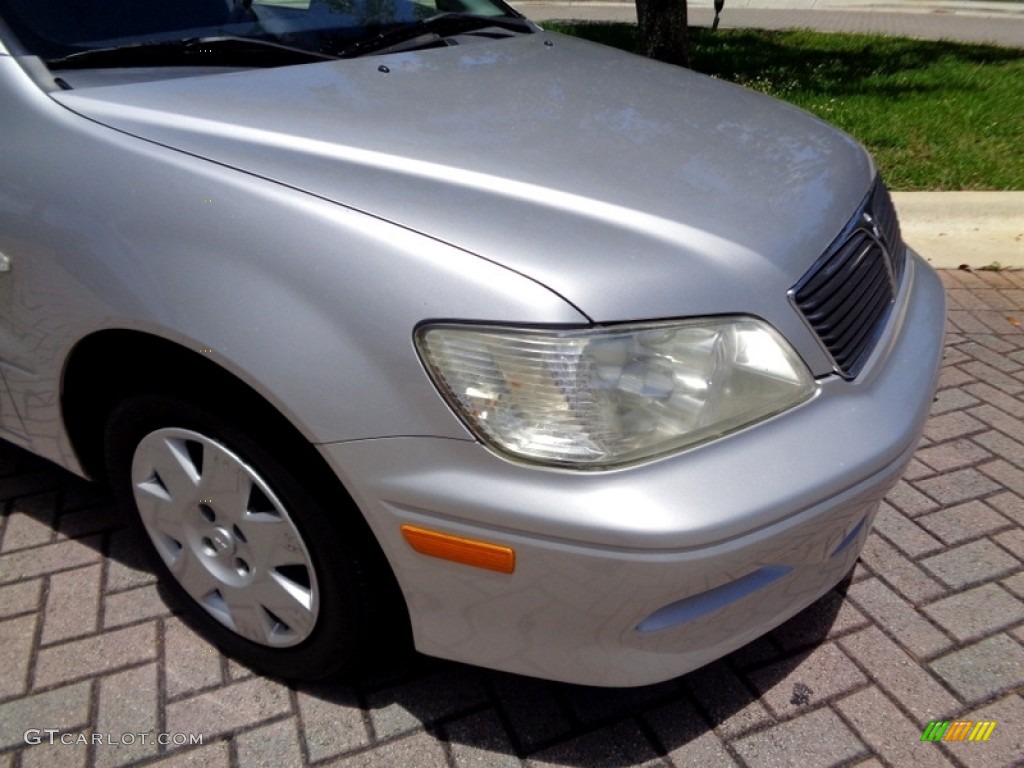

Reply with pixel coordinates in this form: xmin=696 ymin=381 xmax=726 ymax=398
xmin=131 ymin=428 xmax=319 ymax=647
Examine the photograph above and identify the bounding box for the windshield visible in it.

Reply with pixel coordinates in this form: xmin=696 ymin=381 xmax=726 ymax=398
xmin=0 ymin=0 xmax=525 ymax=61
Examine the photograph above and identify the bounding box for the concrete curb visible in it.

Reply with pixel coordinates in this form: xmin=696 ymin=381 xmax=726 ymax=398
xmin=894 ymin=192 xmax=1024 ymax=269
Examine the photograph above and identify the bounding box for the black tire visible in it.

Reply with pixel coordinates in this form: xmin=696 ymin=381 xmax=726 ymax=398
xmin=104 ymin=394 xmax=408 ymax=681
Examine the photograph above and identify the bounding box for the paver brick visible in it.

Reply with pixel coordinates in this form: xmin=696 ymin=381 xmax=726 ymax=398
xmin=847 ymin=578 xmax=952 ymax=659
xmin=1003 ymin=569 xmax=1024 ymax=597
xmin=914 ymin=468 xmax=1003 ymax=506
xmin=973 ymin=429 xmax=1024 ymax=469
xmin=94 ymin=663 xmax=159 ymax=768
xmin=325 ymin=730 xmax=448 ymax=768
xmin=486 ymin=673 xmax=572 ymax=753
xmin=994 ymin=527 xmax=1024 ymax=559
xmin=367 ymin=669 xmax=488 ymax=741
xmin=839 ymin=626 xmax=959 ymax=725
xmin=885 ymin=481 xmax=940 ymax=518
xmin=922 ymin=411 xmax=987 ymax=443
xmin=0 ymin=501 xmax=56 ymax=553
xmin=947 ymin=310 xmax=993 ymax=335
xmin=901 ymin=458 xmax=934 ymax=482
xmin=936 ymin=365 xmax=976 ymax=390
xmin=41 ymin=564 xmax=102 ymax=645
xmin=732 ymin=707 xmax=867 ymax=767
xmin=235 ymin=718 xmax=305 ymax=768
xmin=0 ymin=473 xmax=66 ymax=507
xmin=835 ymin=686 xmax=954 ymax=768
xmin=162 ymin=616 xmax=223 ymax=699
xmin=525 ymin=720 xmax=662 ymax=768
xmin=682 ymin=662 xmax=774 ymax=740
xmin=973 ymin=310 xmax=1024 ymax=336
xmin=560 ymin=680 xmax=677 ymax=725
xmin=101 ymin=584 xmax=171 ymax=629
xmin=296 ymin=685 xmax=371 ymax=762
xmin=858 ymin=535 xmax=945 ymax=603
xmin=917 ymin=500 xmax=1012 ymax=545
xmin=961 ymin=362 xmax=1024 ymax=395
xmin=0 ymin=536 xmax=102 ymax=584
xmin=56 ymin=505 xmax=122 ymax=541
xmin=929 ymin=388 xmax=981 ymax=416
xmin=959 ymin=340 xmax=1021 ymax=370
xmin=961 ymin=332 xmax=1018 ymax=354
xmin=930 ymin=634 xmax=1024 ymax=704
xmin=104 ymin=530 xmax=158 ymax=592
xmin=924 ymin=584 xmax=1024 ymax=643
xmin=33 ymin=622 xmax=157 ymax=689
xmin=921 ymin=539 xmax=1019 ymax=588
xmin=965 ymin=382 xmax=1024 ymax=420
xmin=987 ymin=490 xmax=1024 ymax=526
xmin=871 ymin=506 xmax=945 ymax=557
xmin=0 ymin=578 xmax=42 ymax=619
xmin=225 ymin=658 xmax=257 ymax=682
xmin=0 ymin=681 xmax=92 ymax=750
xmin=643 ymin=698 xmax=738 ymax=768
xmin=165 ymin=677 xmax=291 ymax=743
xmin=770 ymin=586 xmax=870 ymax=650
xmin=972 ymin=406 xmax=1024 ymax=447
xmin=446 ymin=710 xmax=521 ymax=768
xmin=952 ymin=693 xmax=1024 ymax=768
xmin=915 ymin=439 xmax=991 ymax=473
xmin=144 ymin=742 xmax=231 ymax=768
xmin=748 ymin=642 xmax=866 ymax=717
xmin=0 ymin=614 xmax=36 ymax=700
xmin=19 ymin=734 xmax=89 ymax=768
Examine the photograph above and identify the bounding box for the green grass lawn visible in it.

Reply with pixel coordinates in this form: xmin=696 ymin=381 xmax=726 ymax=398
xmin=547 ymin=24 xmax=1024 ymax=190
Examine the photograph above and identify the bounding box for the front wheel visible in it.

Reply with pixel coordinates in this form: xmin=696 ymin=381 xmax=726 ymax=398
xmin=105 ymin=395 xmax=404 ymax=680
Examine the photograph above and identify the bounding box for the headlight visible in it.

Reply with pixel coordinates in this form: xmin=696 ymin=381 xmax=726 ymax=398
xmin=415 ymin=317 xmax=816 ymax=469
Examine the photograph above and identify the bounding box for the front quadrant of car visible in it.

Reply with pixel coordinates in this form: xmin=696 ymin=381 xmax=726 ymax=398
xmin=0 ymin=0 xmax=945 ymax=687
xmin=320 ymin=192 xmax=946 ymax=687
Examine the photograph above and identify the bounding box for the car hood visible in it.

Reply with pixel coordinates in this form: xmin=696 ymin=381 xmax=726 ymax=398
xmin=53 ymin=33 xmax=874 ymax=327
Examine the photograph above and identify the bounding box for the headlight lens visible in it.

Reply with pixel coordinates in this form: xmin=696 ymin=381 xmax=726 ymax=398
xmin=416 ymin=317 xmax=816 ymax=468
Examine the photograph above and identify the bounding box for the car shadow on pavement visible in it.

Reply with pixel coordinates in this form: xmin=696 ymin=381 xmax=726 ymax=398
xmin=0 ymin=436 xmax=849 ymax=767
xmin=294 ymin=570 xmax=853 ymax=766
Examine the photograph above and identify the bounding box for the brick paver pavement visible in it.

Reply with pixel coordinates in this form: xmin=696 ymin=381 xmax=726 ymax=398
xmin=1 ymin=268 xmax=1023 ymax=767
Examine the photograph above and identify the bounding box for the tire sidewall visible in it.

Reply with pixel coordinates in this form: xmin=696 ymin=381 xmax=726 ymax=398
xmin=105 ymin=394 xmax=371 ymax=681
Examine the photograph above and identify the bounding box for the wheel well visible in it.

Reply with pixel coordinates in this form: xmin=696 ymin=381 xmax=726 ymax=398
xmin=64 ymin=330 xmax=332 ymax=500
xmin=64 ymin=329 xmax=414 ymax=664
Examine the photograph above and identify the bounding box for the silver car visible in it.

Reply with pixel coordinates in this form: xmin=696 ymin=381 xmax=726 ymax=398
xmin=0 ymin=0 xmax=944 ymax=686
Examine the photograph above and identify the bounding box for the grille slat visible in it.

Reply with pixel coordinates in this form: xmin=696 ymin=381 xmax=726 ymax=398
xmin=790 ymin=180 xmax=907 ymax=379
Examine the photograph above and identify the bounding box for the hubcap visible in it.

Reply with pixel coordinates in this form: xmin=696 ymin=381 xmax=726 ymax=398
xmin=130 ymin=428 xmax=319 ymax=647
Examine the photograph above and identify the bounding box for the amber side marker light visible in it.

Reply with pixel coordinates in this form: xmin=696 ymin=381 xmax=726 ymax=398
xmin=400 ymin=525 xmax=516 ymax=574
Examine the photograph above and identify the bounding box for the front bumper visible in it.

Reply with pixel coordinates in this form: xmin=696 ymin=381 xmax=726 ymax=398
xmin=319 ymin=252 xmax=946 ymax=686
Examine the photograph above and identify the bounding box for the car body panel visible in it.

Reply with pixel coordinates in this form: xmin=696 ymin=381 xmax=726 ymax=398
xmin=51 ymin=34 xmax=875 ymax=373
xmin=0 ymin=52 xmax=586 ymax=466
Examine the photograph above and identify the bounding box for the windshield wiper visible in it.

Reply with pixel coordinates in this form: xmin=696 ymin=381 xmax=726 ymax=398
xmin=337 ymin=12 xmax=534 ymax=59
xmin=46 ymin=36 xmax=337 ymax=70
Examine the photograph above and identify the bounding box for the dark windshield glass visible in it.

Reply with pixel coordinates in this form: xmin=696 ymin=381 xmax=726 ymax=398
xmin=0 ymin=0 xmax=519 ymax=60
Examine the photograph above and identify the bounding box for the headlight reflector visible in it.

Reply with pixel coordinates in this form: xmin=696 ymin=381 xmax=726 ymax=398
xmin=416 ymin=318 xmax=815 ymax=468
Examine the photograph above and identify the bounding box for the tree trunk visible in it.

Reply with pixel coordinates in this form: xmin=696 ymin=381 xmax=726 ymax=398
xmin=635 ymin=0 xmax=689 ymax=67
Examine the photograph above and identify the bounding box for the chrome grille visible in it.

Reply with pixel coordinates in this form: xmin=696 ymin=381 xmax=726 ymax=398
xmin=791 ymin=180 xmax=906 ymax=379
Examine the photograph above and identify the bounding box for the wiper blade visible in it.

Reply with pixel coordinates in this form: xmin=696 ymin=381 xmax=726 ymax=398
xmin=338 ymin=12 xmax=534 ymax=59
xmin=47 ymin=35 xmax=337 ymax=70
